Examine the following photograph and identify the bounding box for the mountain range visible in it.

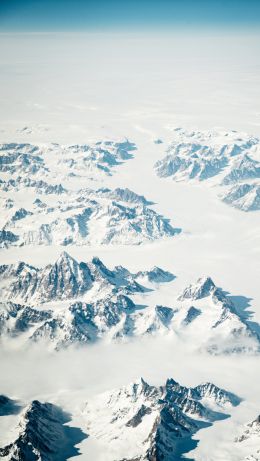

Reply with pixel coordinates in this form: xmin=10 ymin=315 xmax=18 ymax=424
xmin=0 ymin=376 xmax=241 ymax=461
xmin=0 ymin=186 xmax=179 ymax=247
xmin=154 ymin=128 xmax=260 ymax=211
xmin=0 ymin=139 xmax=136 ymax=180
xmin=0 ymin=252 xmax=258 ymax=353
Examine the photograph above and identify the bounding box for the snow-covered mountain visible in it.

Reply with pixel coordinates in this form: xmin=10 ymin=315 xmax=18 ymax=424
xmin=0 ymin=143 xmax=49 ymax=177
xmin=236 ymin=415 xmax=260 ymax=443
xmin=0 ymin=252 xmax=157 ymax=303
xmin=2 ymin=138 xmax=180 ymax=250
xmin=0 ymin=257 xmax=258 ymax=353
xmin=221 ymin=183 xmax=260 ymax=211
xmin=0 ymin=379 xmax=240 ymax=461
xmin=221 ymin=154 xmax=260 ymax=185
xmin=0 ymin=399 xmax=86 ymax=460
xmin=154 ymin=128 xmax=258 ymax=181
xmin=0 ymin=186 xmax=179 ymax=247
xmin=0 ymin=139 xmax=136 ymax=181
xmin=0 ymin=139 xmax=180 ymax=248
xmin=0 ymin=296 xmax=176 ymax=350
xmin=83 ymin=376 xmax=240 ymax=461
xmin=0 ymin=252 xmax=177 ymax=349
xmin=154 ymin=128 xmax=260 ymax=211
xmin=235 ymin=415 xmax=260 ymax=461
xmin=175 ymin=276 xmax=259 ymax=354
xmin=0 ymin=177 xmax=68 ymax=195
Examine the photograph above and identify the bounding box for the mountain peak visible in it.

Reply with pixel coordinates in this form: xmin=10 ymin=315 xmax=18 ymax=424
xmin=91 ymin=256 xmax=103 ymax=266
xmin=179 ymin=276 xmax=216 ymax=300
xmin=129 ymin=377 xmax=158 ymax=399
xmin=197 ymin=276 xmax=215 ymax=288
xmin=134 ymin=376 xmax=150 ymax=387
xmin=165 ymin=377 xmax=179 ymax=387
xmin=194 ymin=382 xmax=241 ymax=407
xmin=55 ymin=251 xmax=77 ymax=264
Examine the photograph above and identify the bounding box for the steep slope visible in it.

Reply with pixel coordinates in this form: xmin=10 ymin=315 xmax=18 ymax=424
xmin=0 ymin=400 xmax=86 ymax=460
xmin=0 ymin=396 xmax=21 ymax=417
